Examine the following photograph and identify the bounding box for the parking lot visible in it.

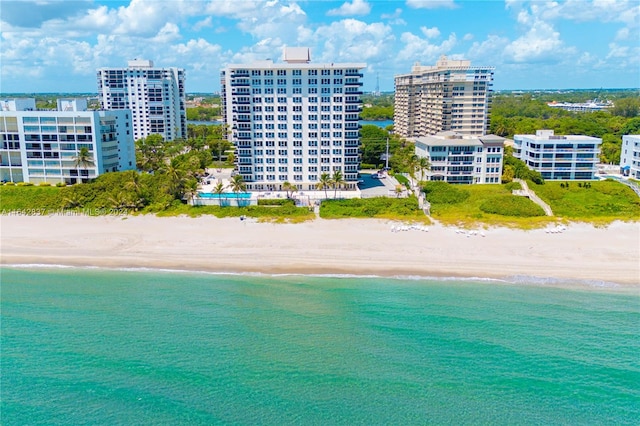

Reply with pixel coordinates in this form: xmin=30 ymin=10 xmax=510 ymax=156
xmin=358 ymin=170 xmax=402 ymax=198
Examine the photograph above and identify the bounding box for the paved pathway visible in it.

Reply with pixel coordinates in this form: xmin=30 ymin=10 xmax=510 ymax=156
xmin=513 ymin=179 xmax=553 ymax=216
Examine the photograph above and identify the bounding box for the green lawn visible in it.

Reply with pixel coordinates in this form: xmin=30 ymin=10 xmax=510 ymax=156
xmin=424 ymin=182 xmax=550 ymax=228
xmin=529 ymin=180 xmax=640 ymax=223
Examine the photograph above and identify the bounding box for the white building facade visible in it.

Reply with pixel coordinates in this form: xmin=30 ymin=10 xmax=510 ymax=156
xmin=0 ymin=98 xmax=135 ymax=184
xmin=97 ymin=60 xmax=186 ymax=142
xmin=513 ymin=130 xmax=602 ymax=180
xmin=394 ymin=56 xmax=494 ymax=138
xmin=414 ymin=132 xmax=504 ymax=184
xmin=620 ymin=135 xmax=640 ymax=178
xmin=220 ymin=47 xmax=366 ymax=191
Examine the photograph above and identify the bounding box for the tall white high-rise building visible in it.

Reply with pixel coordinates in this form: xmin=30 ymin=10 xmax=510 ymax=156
xmin=220 ymin=47 xmax=366 ymax=191
xmin=394 ymin=56 xmax=494 ymax=138
xmin=97 ymin=60 xmax=186 ymax=142
xmin=1 ymin=98 xmax=135 ymax=184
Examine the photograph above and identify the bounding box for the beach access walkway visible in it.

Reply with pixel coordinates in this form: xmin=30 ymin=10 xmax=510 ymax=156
xmin=512 ymin=179 xmax=553 ymax=216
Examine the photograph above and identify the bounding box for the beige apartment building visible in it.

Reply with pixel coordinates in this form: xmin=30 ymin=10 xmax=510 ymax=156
xmin=394 ymin=56 xmax=494 ymax=138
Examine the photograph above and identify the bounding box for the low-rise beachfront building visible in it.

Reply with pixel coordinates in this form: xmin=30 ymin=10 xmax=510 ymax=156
xmin=620 ymin=135 xmax=640 ymax=178
xmin=414 ymin=131 xmax=505 ymax=184
xmin=513 ymin=130 xmax=602 ymax=180
xmin=220 ymin=47 xmax=366 ymax=191
xmin=0 ymin=98 xmax=135 ymax=184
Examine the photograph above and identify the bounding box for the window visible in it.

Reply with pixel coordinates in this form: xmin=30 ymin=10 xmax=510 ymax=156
xmin=277 ymin=70 xmax=286 ymax=76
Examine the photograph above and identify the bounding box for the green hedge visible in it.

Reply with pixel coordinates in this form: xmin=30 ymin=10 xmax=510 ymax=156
xmin=320 ymin=196 xmax=424 ymax=219
xmin=257 ymin=198 xmax=295 ymax=206
xmin=479 ymin=195 xmax=545 ymax=217
xmin=422 ymin=181 xmax=470 ymax=204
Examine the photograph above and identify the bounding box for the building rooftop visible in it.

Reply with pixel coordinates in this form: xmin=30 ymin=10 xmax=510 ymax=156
xmin=414 ymin=132 xmax=505 ymax=147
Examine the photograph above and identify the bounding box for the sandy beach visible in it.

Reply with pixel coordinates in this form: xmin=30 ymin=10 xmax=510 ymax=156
xmin=1 ymin=215 xmax=639 ymax=287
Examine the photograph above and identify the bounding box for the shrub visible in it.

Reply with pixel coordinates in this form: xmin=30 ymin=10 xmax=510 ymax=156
xmin=360 ymin=163 xmax=378 ymax=169
xmin=4 ymin=182 xmax=15 ymax=186
xmin=257 ymin=198 xmax=295 ymax=206
xmin=39 ymin=182 xmax=51 ymax=187
xmin=394 ymin=174 xmax=410 ymax=188
xmin=320 ymin=196 xmax=426 ymax=220
xmin=422 ymin=181 xmax=470 ymax=204
xmin=479 ymin=195 xmax=545 ymax=217
xmin=504 ymin=181 xmax=522 ymax=191
xmin=16 ymin=182 xmax=34 ymax=186
xmin=56 ymin=182 xmax=67 ymax=187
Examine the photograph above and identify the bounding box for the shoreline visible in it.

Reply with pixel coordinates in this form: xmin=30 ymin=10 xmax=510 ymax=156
xmin=1 ymin=215 xmax=639 ymax=288
xmin=2 ymin=263 xmax=635 ymax=294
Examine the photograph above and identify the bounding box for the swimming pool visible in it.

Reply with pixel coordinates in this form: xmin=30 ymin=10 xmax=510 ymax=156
xmin=198 ymin=192 xmax=251 ymax=199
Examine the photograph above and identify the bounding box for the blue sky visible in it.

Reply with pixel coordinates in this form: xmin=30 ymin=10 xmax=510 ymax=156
xmin=1 ymin=0 xmax=638 ymax=93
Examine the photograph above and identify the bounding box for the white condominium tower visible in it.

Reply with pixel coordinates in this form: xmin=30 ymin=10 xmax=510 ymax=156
xmin=394 ymin=56 xmax=494 ymax=138
xmin=97 ymin=60 xmax=186 ymax=142
xmin=221 ymin=47 xmax=366 ymax=191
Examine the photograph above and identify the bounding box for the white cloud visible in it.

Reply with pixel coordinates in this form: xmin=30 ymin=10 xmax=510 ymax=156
xmin=420 ymin=26 xmax=440 ymax=39
xmin=233 ymin=1 xmax=307 ymax=40
xmin=465 ymin=34 xmax=509 ymax=67
xmin=327 ymin=0 xmax=371 ymax=17
xmin=536 ymin=0 xmax=640 ymax=26
xmin=193 ymin=16 xmax=212 ymax=31
xmin=503 ymin=11 xmax=574 ymax=63
xmin=301 ymin=19 xmax=395 ymax=64
xmin=463 ymin=33 xmax=473 ymax=41
xmin=406 ymin=0 xmax=457 ymax=10
xmin=396 ymin=31 xmax=457 ymax=61
xmin=152 ymin=23 xmax=181 ymax=44
xmin=381 ymin=8 xmax=402 ymax=19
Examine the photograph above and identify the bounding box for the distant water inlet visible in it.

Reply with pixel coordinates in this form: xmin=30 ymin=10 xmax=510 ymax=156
xmin=2 ymin=268 xmax=639 ymax=425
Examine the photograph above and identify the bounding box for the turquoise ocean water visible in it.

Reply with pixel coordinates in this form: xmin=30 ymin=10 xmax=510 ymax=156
xmin=2 ymin=267 xmax=639 ymax=425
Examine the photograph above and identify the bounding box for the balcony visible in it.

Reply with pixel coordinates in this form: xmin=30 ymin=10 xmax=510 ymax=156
xmin=345 ymin=72 xmax=363 ymax=77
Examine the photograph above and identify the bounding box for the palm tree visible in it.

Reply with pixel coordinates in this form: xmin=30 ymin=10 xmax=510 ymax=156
xmin=331 ymin=170 xmax=346 ymax=198
xmin=316 ymin=173 xmax=332 ymax=199
xmin=228 ymin=174 xmax=247 ymax=207
xmin=73 ymin=147 xmax=94 ymax=181
xmin=212 ymin=180 xmax=227 ymax=206
xmin=282 ymin=181 xmax=297 ymax=199
xmin=417 ymin=157 xmax=431 ymax=183
xmin=182 ymin=180 xmax=199 ymax=205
